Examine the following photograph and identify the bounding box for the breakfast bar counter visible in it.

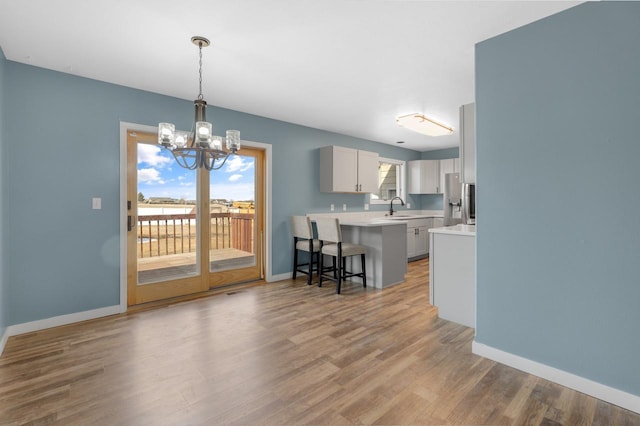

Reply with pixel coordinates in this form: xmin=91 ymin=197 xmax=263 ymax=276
xmin=307 ymin=214 xmax=408 ymax=289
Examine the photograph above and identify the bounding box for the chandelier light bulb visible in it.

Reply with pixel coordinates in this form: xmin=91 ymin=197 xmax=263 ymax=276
xmin=210 ymin=136 xmax=223 ymax=151
xmin=174 ymin=131 xmax=189 ymax=148
xmin=158 ymin=123 xmax=175 ymax=145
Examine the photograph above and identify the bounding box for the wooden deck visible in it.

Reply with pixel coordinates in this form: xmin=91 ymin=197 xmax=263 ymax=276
xmin=137 ymin=248 xmax=254 ymax=283
xmin=1 ymin=258 xmax=637 ymax=424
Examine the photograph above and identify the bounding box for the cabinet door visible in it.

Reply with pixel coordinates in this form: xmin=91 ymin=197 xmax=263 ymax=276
xmin=320 ymin=146 xmax=358 ymax=193
xmin=424 ymin=218 xmax=434 ymax=254
xmin=408 ymin=160 xmax=439 ymax=194
xmin=416 ymin=226 xmax=428 ymax=256
xmin=406 ymin=227 xmax=416 ymax=259
xmin=357 ymin=149 xmax=379 ymax=193
xmin=408 ymin=161 xmax=422 ymax=194
xmin=333 ymin=146 xmax=359 ymax=192
xmin=421 ymin=160 xmax=440 ymax=193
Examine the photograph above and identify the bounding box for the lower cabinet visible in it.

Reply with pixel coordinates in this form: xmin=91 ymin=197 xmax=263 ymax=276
xmin=407 ymin=218 xmax=430 ymax=261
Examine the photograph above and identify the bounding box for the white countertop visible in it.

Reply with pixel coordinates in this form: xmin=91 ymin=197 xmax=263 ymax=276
xmin=307 ymin=210 xmax=443 ymax=224
xmin=429 ymin=224 xmax=476 ymax=236
xmin=339 ymin=219 xmax=407 ymax=227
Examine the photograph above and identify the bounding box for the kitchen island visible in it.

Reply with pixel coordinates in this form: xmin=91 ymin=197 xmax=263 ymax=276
xmin=429 ymin=224 xmax=476 ymax=328
xmin=340 ymin=219 xmax=407 ymax=289
xmin=307 ymin=214 xmax=408 ymax=289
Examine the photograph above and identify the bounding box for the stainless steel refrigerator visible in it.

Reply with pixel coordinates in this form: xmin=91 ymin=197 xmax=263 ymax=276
xmin=443 ymin=173 xmax=463 ymax=226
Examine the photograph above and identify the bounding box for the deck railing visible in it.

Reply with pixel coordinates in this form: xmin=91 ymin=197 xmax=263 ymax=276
xmin=137 ymin=212 xmax=254 ymax=258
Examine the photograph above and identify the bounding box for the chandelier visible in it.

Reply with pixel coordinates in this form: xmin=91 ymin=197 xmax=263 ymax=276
xmin=157 ymin=36 xmax=240 ymax=170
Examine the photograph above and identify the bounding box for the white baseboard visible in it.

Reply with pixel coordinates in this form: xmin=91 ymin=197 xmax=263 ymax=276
xmin=268 ymin=272 xmax=293 ymax=282
xmin=472 ymin=341 xmax=640 ymax=414
xmin=5 ymin=305 xmax=121 ymax=341
xmin=0 ymin=327 xmax=9 ymax=356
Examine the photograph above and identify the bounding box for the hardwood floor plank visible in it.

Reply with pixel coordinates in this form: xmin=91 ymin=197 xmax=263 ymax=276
xmin=0 ymin=258 xmax=638 ymax=425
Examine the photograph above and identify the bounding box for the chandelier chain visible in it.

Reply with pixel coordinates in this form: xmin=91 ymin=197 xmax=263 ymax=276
xmin=197 ymin=42 xmax=204 ymax=100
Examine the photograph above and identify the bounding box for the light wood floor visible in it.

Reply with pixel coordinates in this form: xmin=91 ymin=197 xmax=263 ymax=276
xmin=1 ymin=259 xmax=638 ymax=425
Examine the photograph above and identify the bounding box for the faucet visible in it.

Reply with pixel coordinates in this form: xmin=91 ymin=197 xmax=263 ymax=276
xmin=389 ymin=196 xmax=405 ymax=216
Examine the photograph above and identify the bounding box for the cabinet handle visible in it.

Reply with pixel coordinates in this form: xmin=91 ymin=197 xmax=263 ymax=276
xmin=359 ymin=184 xmax=362 ymax=191
xmin=355 ymin=184 xmax=358 ymax=191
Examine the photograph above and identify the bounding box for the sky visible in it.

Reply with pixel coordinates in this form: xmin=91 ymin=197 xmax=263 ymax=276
xmin=137 ymin=144 xmax=255 ymax=201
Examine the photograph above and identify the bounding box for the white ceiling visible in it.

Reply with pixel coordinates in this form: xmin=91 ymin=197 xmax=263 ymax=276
xmin=0 ymin=0 xmax=581 ymax=152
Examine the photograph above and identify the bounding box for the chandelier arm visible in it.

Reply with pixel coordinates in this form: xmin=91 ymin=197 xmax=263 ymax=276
xmin=171 ymin=150 xmax=200 ymax=170
xmin=205 ymin=152 xmax=233 ymax=171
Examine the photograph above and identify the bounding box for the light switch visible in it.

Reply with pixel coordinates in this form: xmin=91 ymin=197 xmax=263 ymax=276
xmin=407 ymin=203 xmax=411 ymax=209
xmin=364 ymin=204 xmax=369 ymax=211
xmin=330 ymin=204 xmax=335 ymax=211
xmin=92 ymin=197 xmax=102 ymax=210
xmin=343 ymin=204 xmax=347 ymax=211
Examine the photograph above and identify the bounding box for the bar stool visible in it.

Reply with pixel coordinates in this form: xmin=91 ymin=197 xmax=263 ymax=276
xmin=315 ymin=217 xmax=367 ymax=294
xmin=291 ymin=216 xmax=320 ymax=285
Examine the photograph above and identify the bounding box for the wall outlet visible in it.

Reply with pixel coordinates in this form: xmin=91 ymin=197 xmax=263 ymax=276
xmin=364 ymin=203 xmax=369 ymax=210
xmin=330 ymin=204 xmax=335 ymax=212
xmin=343 ymin=204 xmax=347 ymax=211
xmin=406 ymin=203 xmax=411 ymax=209
xmin=92 ymin=197 xmax=102 ymax=210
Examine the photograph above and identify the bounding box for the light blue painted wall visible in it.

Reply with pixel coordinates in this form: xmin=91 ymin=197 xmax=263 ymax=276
xmin=0 ymin=47 xmax=6 ymax=337
xmin=418 ymin=147 xmax=460 ymax=210
xmin=476 ymin=2 xmax=640 ymax=395
xmin=2 ymin=60 xmax=421 ymax=325
xmin=421 ymin=146 xmax=459 ymax=161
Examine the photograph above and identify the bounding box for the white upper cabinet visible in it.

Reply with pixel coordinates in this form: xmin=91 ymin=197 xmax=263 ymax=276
xmin=356 ymin=149 xmax=380 ymax=193
xmin=459 ymin=103 xmax=475 ymax=184
xmin=320 ymin=146 xmax=379 ymax=193
xmin=409 ymin=158 xmax=460 ymax=194
xmin=439 ymin=158 xmax=460 ymax=192
xmin=408 ymin=160 xmax=440 ymax=194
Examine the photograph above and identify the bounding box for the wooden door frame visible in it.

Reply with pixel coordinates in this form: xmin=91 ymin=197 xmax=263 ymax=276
xmin=118 ymin=122 xmax=273 ymax=312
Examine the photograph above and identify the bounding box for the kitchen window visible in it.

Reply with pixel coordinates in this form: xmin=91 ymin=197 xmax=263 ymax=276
xmin=370 ymin=157 xmax=405 ymax=204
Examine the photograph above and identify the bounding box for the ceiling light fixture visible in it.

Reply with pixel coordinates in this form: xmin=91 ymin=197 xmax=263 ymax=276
xmin=157 ymin=36 xmax=240 ymax=170
xmin=396 ymin=113 xmax=453 ymax=137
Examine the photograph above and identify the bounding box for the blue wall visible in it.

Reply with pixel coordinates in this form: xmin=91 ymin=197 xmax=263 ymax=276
xmin=1 ymin=60 xmax=422 ymax=325
xmin=421 ymin=147 xmax=458 ymax=161
xmin=0 ymin=47 xmax=6 ymax=337
xmin=476 ymin=2 xmax=640 ymax=395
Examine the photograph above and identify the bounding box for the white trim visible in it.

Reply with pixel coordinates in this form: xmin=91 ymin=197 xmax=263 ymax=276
xmin=119 ymin=122 xmax=157 ymax=312
xmin=119 ymin=122 xmax=273 ymax=303
xmin=6 ymin=305 xmax=121 ymax=338
xmin=0 ymin=327 xmax=9 ymax=355
xmin=269 ymin=272 xmax=292 ymax=283
xmin=472 ymin=341 xmax=640 ymax=414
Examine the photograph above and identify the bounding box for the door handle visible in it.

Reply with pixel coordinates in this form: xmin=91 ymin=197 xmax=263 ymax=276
xmin=127 ymin=200 xmax=134 ymax=231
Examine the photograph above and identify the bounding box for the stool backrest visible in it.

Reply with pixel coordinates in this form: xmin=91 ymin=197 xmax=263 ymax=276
xmin=315 ymin=217 xmax=342 ymax=243
xmin=291 ymin=216 xmax=313 ymax=239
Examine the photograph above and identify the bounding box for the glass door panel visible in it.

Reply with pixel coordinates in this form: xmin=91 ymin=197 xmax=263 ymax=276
xmin=208 ymin=154 xmax=256 ymax=272
xmin=136 ymin=143 xmax=199 ymax=284
xmin=127 ymin=131 xmax=206 ymax=306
